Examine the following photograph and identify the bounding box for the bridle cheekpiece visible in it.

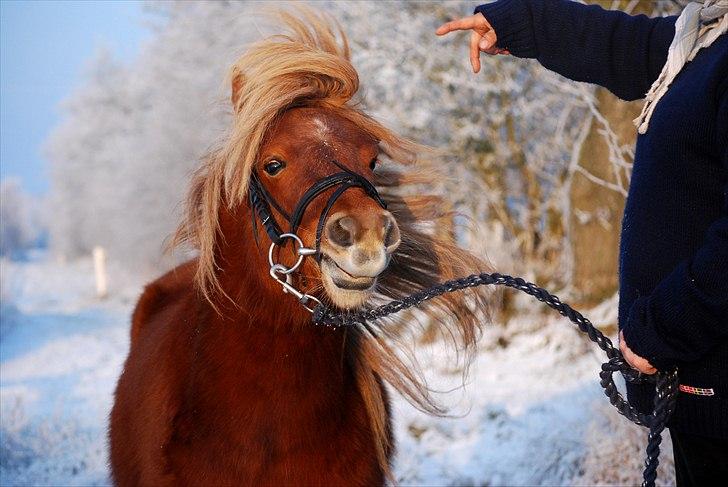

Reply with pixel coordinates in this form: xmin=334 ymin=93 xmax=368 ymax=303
xmin=248 ymin=159 xmax=386 ymax=312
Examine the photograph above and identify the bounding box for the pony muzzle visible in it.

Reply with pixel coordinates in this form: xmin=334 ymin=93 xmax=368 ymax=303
xmin=319 ymin=210 xmax=400 ymax=308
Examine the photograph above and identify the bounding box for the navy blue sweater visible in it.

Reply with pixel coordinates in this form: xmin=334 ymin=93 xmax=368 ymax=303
xmin=475 ymin=0 xmax=728 ymax=438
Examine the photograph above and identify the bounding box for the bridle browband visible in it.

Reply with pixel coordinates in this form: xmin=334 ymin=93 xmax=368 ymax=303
xmin=249 ymin=159 xmax=387 ymax=312
xmin=248 ymin=159 xmax=386 ymax=260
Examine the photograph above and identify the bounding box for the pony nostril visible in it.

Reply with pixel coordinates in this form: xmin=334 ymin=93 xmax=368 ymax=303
xmin=327 ymin=216 xmax=356 ymax=247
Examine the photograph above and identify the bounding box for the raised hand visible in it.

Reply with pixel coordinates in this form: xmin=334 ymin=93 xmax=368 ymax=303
xmin=436 ymin=13 xmax=509 ymax=73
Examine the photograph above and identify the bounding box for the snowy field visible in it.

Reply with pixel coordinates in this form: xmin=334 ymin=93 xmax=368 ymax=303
xmin=0 ymin=256 xmax=674 ymax=486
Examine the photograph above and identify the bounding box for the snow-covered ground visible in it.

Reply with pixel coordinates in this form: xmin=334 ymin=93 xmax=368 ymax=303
xmin=1 ymin=255 xmax=141 ymax=486
xmin=0 ymin=256 xmax=673 ymax=486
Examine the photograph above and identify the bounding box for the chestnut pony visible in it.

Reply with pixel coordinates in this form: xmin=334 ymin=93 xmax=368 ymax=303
xmin=110 ymin=11 xmax=489 ymax=486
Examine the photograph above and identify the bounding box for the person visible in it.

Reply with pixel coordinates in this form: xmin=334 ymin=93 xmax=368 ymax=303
xmin=436 ymin=0 xmax=728 ymax=484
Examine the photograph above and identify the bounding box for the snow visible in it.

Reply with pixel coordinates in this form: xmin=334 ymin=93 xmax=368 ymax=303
xmin=391 ymin=313 xmax=604 ymax=485
xmin=0 ymin=256 xmax=670 ymax=486
xmin=1 ymin=255 xmax=136 ymax=486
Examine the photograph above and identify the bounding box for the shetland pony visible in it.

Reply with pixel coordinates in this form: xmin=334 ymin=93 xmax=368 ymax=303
xmin=110 ymin=10 xmax=490 ymax=486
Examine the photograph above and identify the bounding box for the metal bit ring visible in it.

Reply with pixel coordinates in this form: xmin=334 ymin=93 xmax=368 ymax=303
xmin=268 ymin=233 xmax=313 ymax=275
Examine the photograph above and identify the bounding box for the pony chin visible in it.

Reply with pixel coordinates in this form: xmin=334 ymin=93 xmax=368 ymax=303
xmin=320 ymin=265 xmax=375 ymax=309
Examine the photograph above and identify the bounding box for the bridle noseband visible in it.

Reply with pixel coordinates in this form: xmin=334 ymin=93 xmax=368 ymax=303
xmin=248 ymin=159 xmax=386 ymax=311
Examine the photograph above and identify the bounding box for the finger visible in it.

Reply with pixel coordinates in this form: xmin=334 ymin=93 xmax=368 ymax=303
xmin=436 ymin=16 xmax=476 ymax=36
xmin=619 ymin=333 xmax=638 ymax=367
xmin=481 ymin=46 xmax=501 ymax=55
xmin=637 ymin=360 xmax=657 ymax=375
xmin=470 ymin=31 xmax=481 ymax=73
xmin=620 ymin=332 xmax=657 ymax=375
xmin=638 ymin=357 xmax=657 ymax=375
xmin=479 ymin=39 xmax=491 ymax=50
xmin=478 ymin=34 xmax=494 ymax=51
xmin=623 ymin=347 xmax=640 ymax=369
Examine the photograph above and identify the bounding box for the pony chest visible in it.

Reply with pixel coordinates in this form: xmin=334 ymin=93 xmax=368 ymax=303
xmin=170 ymin=360 xmax=379 ymax=483
xmin=186 ymin=327 xmax=368 ymax=441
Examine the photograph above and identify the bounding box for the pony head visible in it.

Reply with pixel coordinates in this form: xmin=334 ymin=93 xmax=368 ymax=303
xmin=252 ymin=105 xmax=402 ymax=309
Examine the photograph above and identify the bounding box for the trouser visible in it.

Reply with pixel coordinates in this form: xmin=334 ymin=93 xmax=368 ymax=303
xmin=670 ymin=428 xmax=728 ymax=486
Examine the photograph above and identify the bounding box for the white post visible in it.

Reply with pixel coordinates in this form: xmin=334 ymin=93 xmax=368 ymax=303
xmin=93 ymin=246 xmax=108 ymax=299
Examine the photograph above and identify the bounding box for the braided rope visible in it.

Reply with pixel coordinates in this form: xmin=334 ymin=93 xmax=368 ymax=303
xmin=311 ymin=272 xmax=679 ymax=487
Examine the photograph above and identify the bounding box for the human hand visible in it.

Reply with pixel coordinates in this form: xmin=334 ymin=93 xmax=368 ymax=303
xmin=619 ymin=330 xmax=657 ymax=375
xmin=436 ymin=13 xmax=509 ymax=73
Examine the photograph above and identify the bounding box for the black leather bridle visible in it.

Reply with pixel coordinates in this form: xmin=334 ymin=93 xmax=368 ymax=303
xmin=248 ymin=159 xmax=386 ymax=260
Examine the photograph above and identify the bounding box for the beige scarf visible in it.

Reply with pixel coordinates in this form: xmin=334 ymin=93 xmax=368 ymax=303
xmin=634 ymin=0 xmax=728 ymax=134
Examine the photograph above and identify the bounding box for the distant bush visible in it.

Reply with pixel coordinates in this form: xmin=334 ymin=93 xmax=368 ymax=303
xmin=0 ymin=179 xmax=42 ymax=259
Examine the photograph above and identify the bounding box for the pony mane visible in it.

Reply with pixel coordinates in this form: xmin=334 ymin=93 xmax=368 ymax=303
xmin=172 ymin=8 xmax=491 ymax=476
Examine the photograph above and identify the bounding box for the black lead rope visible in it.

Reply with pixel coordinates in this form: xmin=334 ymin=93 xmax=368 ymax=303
xmin=311 ymin=272 xmax=679 ymax=487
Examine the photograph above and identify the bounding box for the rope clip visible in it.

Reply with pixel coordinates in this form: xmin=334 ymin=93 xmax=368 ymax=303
xmin=268 ymin=233 xmax=320 ymax=313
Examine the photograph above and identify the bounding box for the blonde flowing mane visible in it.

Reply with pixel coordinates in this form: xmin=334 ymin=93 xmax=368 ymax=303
xmin=172 ymin=8 xmax=491 ymax=475
xmin=173 ymin=9 xmax=423 ymax=299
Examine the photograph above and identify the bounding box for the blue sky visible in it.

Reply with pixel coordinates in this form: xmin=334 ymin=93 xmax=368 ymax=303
xmin=1 ymin=0 xmax=148 ymax=195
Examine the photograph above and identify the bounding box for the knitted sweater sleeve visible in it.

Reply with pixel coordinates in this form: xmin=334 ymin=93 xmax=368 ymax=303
xmin=621 ymin=89 xmax=728 ymax=370
xmin=474 ymin=0 xmax=677 ymax=101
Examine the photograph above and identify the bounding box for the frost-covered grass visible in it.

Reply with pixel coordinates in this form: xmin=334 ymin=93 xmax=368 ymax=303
xmin=0 ymin=256 xmax=672 ymax=486
xmin=1 ymin=255 xmax=138 ymax=486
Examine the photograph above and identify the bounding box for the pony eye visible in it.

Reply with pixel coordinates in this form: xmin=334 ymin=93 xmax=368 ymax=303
xmin=264 ymin=159 xmax=286 ymax=176
xmin=369 ymin=157 xmax=378 ymax=171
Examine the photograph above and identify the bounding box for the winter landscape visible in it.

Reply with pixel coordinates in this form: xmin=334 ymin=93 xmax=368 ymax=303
xmin=2 ymin=1 xmax=681 ymax=485
xmin=0 ymin=254 xmax=675 ymax=486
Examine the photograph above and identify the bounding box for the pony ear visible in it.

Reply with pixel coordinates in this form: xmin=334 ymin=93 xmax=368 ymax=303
xmin=231 ymin=67 xmax=244 ymax=109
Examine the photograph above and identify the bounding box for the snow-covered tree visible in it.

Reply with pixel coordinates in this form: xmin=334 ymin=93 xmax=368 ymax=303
xmin=0 ymin=179 xmax=36 ymax=258
xmin=46 ymin=0 xmax=679 ymax=297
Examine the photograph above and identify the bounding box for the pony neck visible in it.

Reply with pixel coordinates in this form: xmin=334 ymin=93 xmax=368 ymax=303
xmin=212 ymin=202 xmax=313 ymax=330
